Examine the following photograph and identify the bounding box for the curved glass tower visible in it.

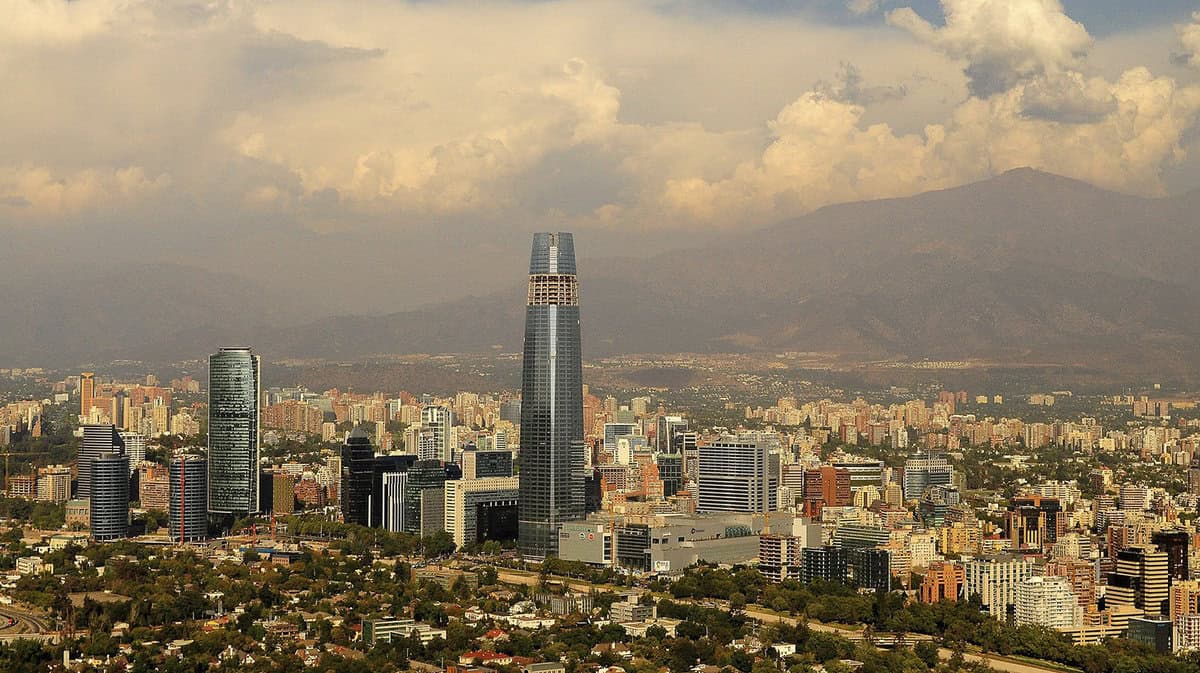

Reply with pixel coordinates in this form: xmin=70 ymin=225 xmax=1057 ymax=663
xmin=170 ymin=455 xmax=208 ymax=542
xmin=208 ymin=347 xmax=261 ymax=515
xmin=518 ymin=232 xmax=585 ymax=559
xmin=90 ymin=452 xmax=129 ymax=541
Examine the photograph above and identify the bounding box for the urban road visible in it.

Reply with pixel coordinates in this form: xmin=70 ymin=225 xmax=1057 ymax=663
xmin=491 ymin=568 xmax=1069 ymax=673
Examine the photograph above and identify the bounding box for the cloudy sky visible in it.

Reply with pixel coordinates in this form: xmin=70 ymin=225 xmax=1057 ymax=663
xmin=3 ymin=0 xmax=1200 ymax=313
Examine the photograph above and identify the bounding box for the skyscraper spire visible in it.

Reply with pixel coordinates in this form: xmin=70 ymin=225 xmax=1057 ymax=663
xmin=518 ymin=232 xmax=585 ymax=559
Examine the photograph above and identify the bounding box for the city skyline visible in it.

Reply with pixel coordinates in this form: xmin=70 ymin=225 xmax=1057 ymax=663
xmin=2 ymin=2 xmax=1200 ymax=669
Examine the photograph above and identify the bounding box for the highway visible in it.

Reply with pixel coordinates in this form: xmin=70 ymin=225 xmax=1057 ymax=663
xmin=492 ymin=568 xmax=1067 ymax=673
xmin=0 ymin=605 xmax=56 ymax=642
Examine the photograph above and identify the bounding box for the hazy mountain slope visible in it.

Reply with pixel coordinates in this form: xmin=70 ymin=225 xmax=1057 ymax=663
xmin=5 ymin=169 xmax=1200 ymax=374
xmin=0 ymin=264 xmax=313 ymax=366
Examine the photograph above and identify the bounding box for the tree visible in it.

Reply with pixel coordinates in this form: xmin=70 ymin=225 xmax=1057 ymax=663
xmin=914 ymin=641 xmax=939 ymax=669
xmin=421 ymin=531 xmax=455 ymax=558
xmin=729 ymin=591 xmax=747 ymax=614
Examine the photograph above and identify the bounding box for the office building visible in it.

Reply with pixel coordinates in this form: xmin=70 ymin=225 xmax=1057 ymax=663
xmin=697 ymin=434 xmax=779 ymax=513
xmin=79 ymin=424 xmax=125 ymax=499
xmin=656 ymin=453 xmax=683 ymax=497
xmin=80 ymin=372 xmax=95 ymax=418
xmin=800 ymin=546 xmax=892 ymax=592
xmin=372 ymin=454 xmax=416 ymax=528
xmin=920 ymin=561 xmax=965 ymax=603
xmin=362 ymin=618 xmax=447 ymax=646
xmin=405 ymin=459 xmax=447 ymax=535
xmin=656 ymin=416 xmax=688 ymax=453
xmin=461 ymin=448 xmax=513 ymax=479
xmin=208 ymin=347 xmax=260 ymax=515
xmin=341 ymin=428 xmax=374 ymax=526
xmin=381 ymin=472 xmax=407 ymax=532
xmin=518 ymin=232 xmax=585 ymax=559
xmin=559 ymin=511 xmax=779 ymax=573
xmin=603 ymin=423 xmax=638 ymax=453
xmin=1109 ymin=545 xmax=1170 ymax=616
xmin=444 ymin=476 xmax=520 ymax=547
xmin=802 ymin=466 xmax=851 ymax=516
xmin=169 ymin=456 xmax=207 ymax=542
xmin=1151 ymin=530 xmax=1190 ymax=581
xmin=1005 ymin=494 xmax=1065 ymax=551
xmin=834 ymin=522 xmax=889 ymax=550
xmin=90 ymin=453 xmax=129 ymax=541
xmin=902 ymin=452 xmax=953 ymax=501
xmin=1129 ymin=616 xmax=1173 ymax=654
xmin=831 ymin=459 xmax=884 ymax=491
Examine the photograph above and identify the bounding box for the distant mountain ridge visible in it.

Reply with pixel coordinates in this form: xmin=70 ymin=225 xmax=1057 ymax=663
xmin=5 ymin=169 xmax=1200 ymax=375
xmin=262 ymin=168 xmax=1200 ymax=374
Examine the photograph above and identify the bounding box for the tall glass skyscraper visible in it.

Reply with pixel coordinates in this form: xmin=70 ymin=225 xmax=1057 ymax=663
xmin=208 ymin=347 xmax=261 ymax=515
xmin=518 ymin=232 xmax=585 ymax=559
xmin=341 ymin=427 xmax=375 ymax=527
xmin=79 ymin=424 xmax=125 ymax=499
xmin=169 ymin=455 xmax=208 ymax=542
xmin=90 ymin=452 xmax=130 ymax=541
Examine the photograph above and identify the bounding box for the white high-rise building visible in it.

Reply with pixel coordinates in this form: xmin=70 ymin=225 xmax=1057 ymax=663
xmin=964 ymin=556 xmax=1034 ymax=620
xmin=381 ymin=472 xmax=407 ymax=533
xmin=1176 ymin=614 xmax=1200 ymax=652
xmin=119 ymin=432 xmax=147 ymax=474
xmin=420 ymin=406 xmax=453 ymax=463
xmin=1120 ymin=483 xmax=1150 ymax=511
xmin=697 ymin=433 xmax=780 ymax=513
xmin=1015 ymin=576 xmax=1082 ymax=628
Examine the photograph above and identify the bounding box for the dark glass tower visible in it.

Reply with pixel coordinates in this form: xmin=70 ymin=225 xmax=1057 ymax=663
xmin=170 ymin=455 xmax=208 ymax=542
xmin=208 ymin=347 xmax=261 ymax=515
xmin=79 ymin=424 xmax=125 ymax=499
xmin=518 ymin=232 xmax=585 ymax=559
xmin=404 ymin=459 xmax=447 ymax=535
xmin=341 ymin=427 xmax=375 ymax=527
xmin=90 ymin=452 xmax=129 ymax=541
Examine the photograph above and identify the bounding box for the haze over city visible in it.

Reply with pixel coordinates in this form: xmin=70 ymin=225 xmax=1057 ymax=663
xmin=4 ymin=2 xmax=1200 ymax=673
xmin=3 ymin=1 xmax=1200 ymax=313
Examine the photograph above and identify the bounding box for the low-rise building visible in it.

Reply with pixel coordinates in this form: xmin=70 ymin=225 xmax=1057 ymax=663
xmin=363 ymin=618 xmax=447 ymax=645
xmin=15 ymin=556 xmax=52 ymax=575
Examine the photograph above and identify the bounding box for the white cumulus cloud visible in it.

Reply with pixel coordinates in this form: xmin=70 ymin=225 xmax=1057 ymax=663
xmin=888 ymin=0 xmax=1093 ymax=97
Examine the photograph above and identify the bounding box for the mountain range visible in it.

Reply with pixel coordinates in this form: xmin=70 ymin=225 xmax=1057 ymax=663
xmin=6 ymin=168 xmax=1200 ymax=376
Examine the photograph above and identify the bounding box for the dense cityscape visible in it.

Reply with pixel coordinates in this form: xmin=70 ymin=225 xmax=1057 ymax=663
xmin=0 ymin=233 xmax=1193 ymax=673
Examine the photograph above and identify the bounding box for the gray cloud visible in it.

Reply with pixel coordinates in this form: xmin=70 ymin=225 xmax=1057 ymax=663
xmin=1019 ymin=72 xmax=1117 ymax=123
xmin=814 ymin=62 xmax=908 ymax=105
xmin=1174 ymin=12 xmax=1200 ymax=67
